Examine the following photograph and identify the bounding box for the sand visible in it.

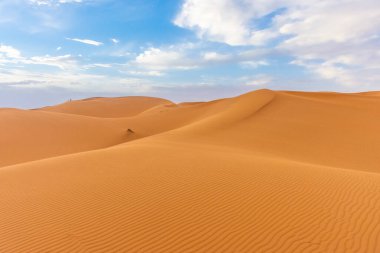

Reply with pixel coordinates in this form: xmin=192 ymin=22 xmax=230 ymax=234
xmin=1 ymin=89 xmax=380 ymax=252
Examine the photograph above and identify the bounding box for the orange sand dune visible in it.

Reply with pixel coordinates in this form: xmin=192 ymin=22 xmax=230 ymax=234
xmin=40 ymin=96 xmax=172 ymax=118
xmin=0 ymin=108 xmax=131 ymax=167
xmin=169 ymin=90 xmax=380 ymax=172
xmin=1 ymin=89 xmax=380 ymax=252
xmin=0 ymin=97 xmax=233 ymax=167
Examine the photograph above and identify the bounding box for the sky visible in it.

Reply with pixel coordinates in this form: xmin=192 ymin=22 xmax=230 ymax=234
xmin=0 ymin=0 xmax=379 ymax=108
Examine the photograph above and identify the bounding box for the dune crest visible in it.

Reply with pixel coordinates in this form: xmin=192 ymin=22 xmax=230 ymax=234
xmin=1 ymin=89 xmax=380 ymax=252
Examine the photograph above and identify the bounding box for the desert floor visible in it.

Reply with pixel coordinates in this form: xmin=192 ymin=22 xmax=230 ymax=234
xmin=1 ymin=89 xmax=380 ymax=252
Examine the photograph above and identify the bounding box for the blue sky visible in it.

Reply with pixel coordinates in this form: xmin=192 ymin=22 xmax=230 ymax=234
xmin=0 ymin=0 xmax=379 ymax=108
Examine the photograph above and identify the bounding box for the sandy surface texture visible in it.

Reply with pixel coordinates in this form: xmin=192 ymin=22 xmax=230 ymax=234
xmin=1 ymin=89 xmax=380 ymax=252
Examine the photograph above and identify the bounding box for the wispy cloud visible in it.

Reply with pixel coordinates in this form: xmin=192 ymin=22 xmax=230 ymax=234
xmin=0 ymin=44 xmax=79 ymax=69
xmin=110 ymin=38 xmax=119 ymax=44
xmin=29 ymin=0 xmax=84 ymax=6
xmin=241 ymin=75 xmax=273 ymax=87
xmin=84 ymin=63 xmax=112 ymax=69
xmin=127 ymin=70 xmax=165 ymax=77
xmin=27 ymin=54 xmax=78 ymax=70
xmin=66 ymin=38 xmax=103 ymax=46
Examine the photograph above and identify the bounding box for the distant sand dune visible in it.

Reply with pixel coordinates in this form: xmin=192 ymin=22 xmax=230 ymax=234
xmin=1 ymin=89 xmax=380 ymax=252
xmin=40 ymin=96 xmax=173 ymax=118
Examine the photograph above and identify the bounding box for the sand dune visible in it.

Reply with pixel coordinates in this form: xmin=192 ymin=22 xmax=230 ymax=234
xmin=40 ymin=96 xmax=172 ymax=118
xmin=169 ymin=90 xmax=380 ymax=172
xmin=0 ymin=97 xmax=233 ymax=167
xmin=1 ymin=89 xmax=380 ymax=252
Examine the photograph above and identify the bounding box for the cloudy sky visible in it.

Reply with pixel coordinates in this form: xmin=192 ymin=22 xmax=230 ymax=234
xmin=0 ymin=0 xmax=379 ymax=108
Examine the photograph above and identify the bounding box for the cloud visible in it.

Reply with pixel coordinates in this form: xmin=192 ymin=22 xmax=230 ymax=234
xmin=175 ymin=0 xmax=380 ymax=47
xmin=241 ymin=74 xmax=273 ymax=86
xmin=201 ymin=50 xmax=269 ymax=67
xmin=0 ymin=44 xmax=155 ymax=95
xmin=173 ymin=0 xmax=283 ymax=46
xmin=276 ymin=1 xmax=380 ymax=47
xmin=0 ymin=44 xmax=79 ymax=70
xmin=84 ymin=63 xmax=112 ymax=69
xmin=29 ymin=0 xmax=84 ymax=6
xmin=0 ymin=65 xmax=153 ymax=94
xmin=275 ymin=1 xmax=380 ymax=86
xmin=27 ymin=54 xmax=78 ymax=69
xmin=58 ymin=0 xmax=83 ymax=3
xmin=127 ymin=70 xmax=165 ymax=77
xmin=0 ymin=0 xmax=85 ymax=32
xmin=0 ymin=45 xmax=22 ymax=59
xmin=134 ymin=47 xmax=198 ymax=70
xmin=174 ymin=0 xmax=253 ymax=46
xmin=175 ymin=0 xmax=380 ymax=86
xmin=202 ymin=52 xmax=231 ymax=62
xmin=111 ymin=38 xmax=119 ymax=44
xmin=240 ymin=60 xmax=268 ymax=69
xmin=132 ymin=42 xmax=270 ymax=73
xmin=66 ymin=38 xmax=103 ymax=46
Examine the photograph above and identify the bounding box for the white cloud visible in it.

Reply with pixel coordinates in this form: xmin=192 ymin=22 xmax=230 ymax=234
xmin=240 ymin=60 xmax=268 ymax=69
xmin=66 ymin=38 xmax=103 ymax=46
xmin=250 ymin=29 xmax=278 ymax=46
xmin=27 ymin=54 xmax=78 ymax=69
xmin=135 ymin=47 xmax=198 ymax=70
xmin=0 ymin=45 xmax=79 ymax=70
xmin=175 ymin=0 xmax=380 ymax=86
xmin=29 ymin=0 xmax=83 ymax=6
xmin=132 ymin=43 xmax=270 ymax=74
xmin=111 ymin=38 xmax=119 ymax=44
xmin=0 ymin=45 xmax=22 ymax=59
xmin=0 ymin=44 xmax=155 ymax=94
xmin=275 ymin=1 xmax=380 ymax=86
xmin=202 ymin=51 xmax=269 ymax=67
xmin=174 ymin=0 xmax=253 ymax=46
xmin=276 ymin=1 xmax=380 ymax=47
xmin=241 ymin=74 xmax=272 ymax=86
xmin=175 ymin=0 xmax=380 ymax=47
xmin=127 ymin=70 xmax=165 ymax=77
xmin=58 ymin=0 xmax=83 ymax=3
xmin=0 ymin=64 xmax=153 ymax=93
xmin=202 ymin=52 xmax=231 ymax=62
xmin=29 ymin=0 xmax=53 ymax=5
xmin=85 ymin=63 xmax=112 ymax=68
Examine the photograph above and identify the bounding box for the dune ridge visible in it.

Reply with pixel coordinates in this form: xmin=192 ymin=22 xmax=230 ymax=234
xmin=1 ymin=89 xmax=380 ymax=252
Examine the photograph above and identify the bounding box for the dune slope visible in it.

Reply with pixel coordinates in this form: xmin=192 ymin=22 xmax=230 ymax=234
xmin=0 ymin=108 xmax=129 ymax=167
xmin=1 ymin=89 xmax=380 ymax=252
